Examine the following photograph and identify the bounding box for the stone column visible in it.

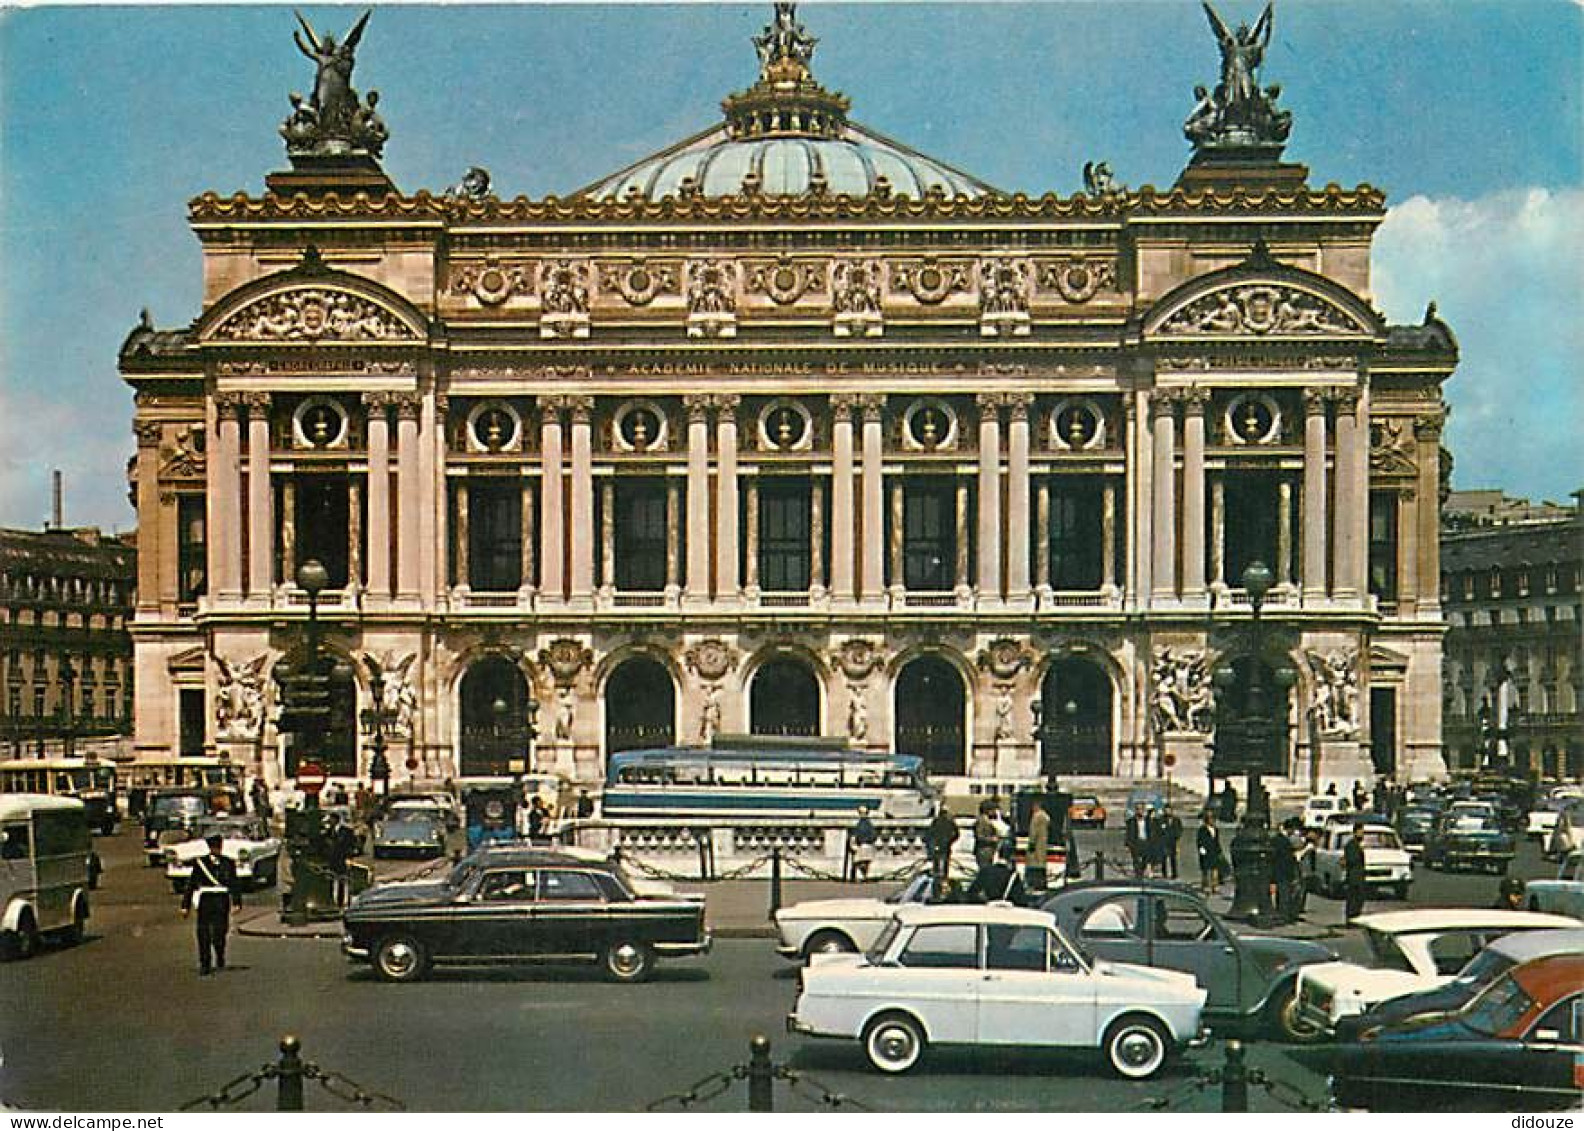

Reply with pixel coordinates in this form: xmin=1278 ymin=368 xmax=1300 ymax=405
xmin=1397 ymin=487 xmax=1419 ymax=615
xmin=1180 ymin=388 xmax=1207 ymax=600
xmin=888 ymin=478 xmax=906 ymax=597
xmin=684 ymin=394 xmax=712 ymax=603
xmin=362 ymin=393 xmax=391 ymax=600
xmin=1127 ymin=394 xmax=1150 ymax=604
xmin=279 ymin=478 xmax=296 ymax=584
xmin=1414 ymin=411 xmax=1445 ymax=614
xmin=859 ymin=394 xmax=886 ymax=604
xmin=599 ymin=479 xmax=615 ymax=595
xmin=714 ymin=393 xmax=741 ymax=599
xmin=568 ymin=395 xmax=595 ymax=604
xmin=1102 ymin=479 xmax=1118 ymax=590
xmin=346 ymin=478 xmax=363 ymax=591
xmin=394 ymin=393 xmax=422 ymax=600
xmin=244 ymin=393 xmax=273 ymax=600
xmin=809 ymin=478 xmax=826 ymax=595
xmin=520 ymin=477 xmax=536 ymax=595
xmin=419 ymin=390 xmax=440 ymax=605
xmin=1301 ymin=388 xmax=1329 ymax=601
xmin=1210 ymin=475 xmax=1225 ymax=587
xmin=1034 ymin=478 xmax=1051 ymax=594
xmin=1005 ymin=393 xmax=1032 ymax=602
xmin=211 ymin=393 xmax=243 ymax=602
xmin=664 ymin=478 xmax=682 ymax=599
xmin=132 ymin=421 xmax=162 ymax=612
xmin=538 ymin=396 xmax=565 ymax=601
xmin=1332 ymin=388 xmax=1364 ymax=600
xmin=1277 ymin=479 xmax=1294 ymax=586
xmin=743 ymin=478 xmax=760 ymax=594
xmin=976 ymin=392 xmax=1003 ymax=601
xmin=954 ymin=477 xmax=971 ymax=594
xmin=1148 ymin=390 xmax=1176 ymax=601
xmin=453 ymin=482 xmax=470 ymax=586
xmin=829 ymin=395 xmax=857 ymax=602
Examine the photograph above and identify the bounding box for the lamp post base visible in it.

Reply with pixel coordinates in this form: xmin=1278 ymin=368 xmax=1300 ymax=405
xmin=1227 ymin=775 xmax=1276 ymax=925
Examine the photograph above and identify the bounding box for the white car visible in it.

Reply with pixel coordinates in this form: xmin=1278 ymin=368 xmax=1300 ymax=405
xmin=774 ymin=872 xmax=947 ymax=960
xmin=163 ymin=815 xmax=283 ymax=891
xmin=386 ymin=791 xmax=461 ymax=830
xmin=1526 ymin=793 xmax=1583 ymax=841
xmin=1300 ymin=795 xmax=1354 ymax=831
xmin=1311 ymin=823 xmax=1412 ymax=900
xmin=1293 ymin=908 xmax=1577 ymax=1035
xmin=787 ymin=903 xmax=1206 ymax=1078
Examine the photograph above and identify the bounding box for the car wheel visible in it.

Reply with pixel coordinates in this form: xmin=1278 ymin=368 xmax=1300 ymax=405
xmin=62 ymin=900 xmax=87 ymax=946
xmin=1104 ymin=1015 xmax=1169 ymax=1080
xmin=4 ymin=913 xmax=40 ymax=962
xmin=601 ymin=940 xmax=655 ymax=983
xmin=372 ymin=934 xmax=429 ymax=983
xmin=1271 ymin=984 xmax=1326 ymax=1044
xmin=864 ymin=1012 xmax=926 ymax=1074
xmin=803 ymin=930 xmax=857 ymax=959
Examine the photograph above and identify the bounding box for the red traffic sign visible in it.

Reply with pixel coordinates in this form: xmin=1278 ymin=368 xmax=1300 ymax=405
xmin=404 ymin=756 xmax=419 ymax=771
xmin=1163 ymin=753 xmax=1177 ymax=769
xmin=296 ymin=760 xmax=328 ymax=795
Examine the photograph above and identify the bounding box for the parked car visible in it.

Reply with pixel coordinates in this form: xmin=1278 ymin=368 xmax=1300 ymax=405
xmin=1421 ymin=812 xmax=1516 ymax=874
xmin=163 ymin=815 xmax=282 ymax=891
xmin=1525 ymin=850 xmax=1584 ymax=919
xmin=1041 ymin=880 xmax=1336 ymax=1041
xmin=1392 ymin=804 xmax=1440 ymax=855
xmin=1310 ymin=823 xmax=1412 ymax=900
xmin=1336 ymin=927 xmax=1584 ymax=1041
xmin=787 ymin=903 xmax=1207 ymax=1078
xmin=1300 ymin=795 xmax=1353 ymax=831
xmin=774 ymin=872 xmax=948 ymax=960
xmin=384 ymin=791 xmax=460 ymax=831
xmin=370 ymin=811 xmax=447 ymax=859
xmin=1526 ymin=793 xmax=1583 ymax=841
xmin=1067 ymin=794 xmax=1107 ymax=829
xmin=342 ymin=845 xmax=710 ymax=983
xmin=1293 ymin=908 xmax=1577 ymax=1037
xmin=1305 ymin=954 xmax=1584 ymax=1112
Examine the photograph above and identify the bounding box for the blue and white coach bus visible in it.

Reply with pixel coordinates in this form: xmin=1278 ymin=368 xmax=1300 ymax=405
xmin=600 ymin=736 xmax=938 ymax=820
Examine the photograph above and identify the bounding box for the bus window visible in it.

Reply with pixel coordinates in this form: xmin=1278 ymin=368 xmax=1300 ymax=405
xmin=1 ymin=825 xmax=27 ymax=860
xmin=883 ymin=771 xmax=915 ymax=789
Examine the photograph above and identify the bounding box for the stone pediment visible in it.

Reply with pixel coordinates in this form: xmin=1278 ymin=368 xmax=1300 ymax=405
xmin=1368 ymin=644 xmax=1411 ymax=674
xmin=168 ymin=646 xmax=207 ymax=674
xmin=195 ymin=248 xmax=427 ymax=346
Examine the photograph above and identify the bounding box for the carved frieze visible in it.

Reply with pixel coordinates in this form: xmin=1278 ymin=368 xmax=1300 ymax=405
xmin=539 ymin=259 xmax=592 ymax=339
xmin=598 ymin=259 xmax=679 ymax=306
xmin=978 ymin=256 xmax=1033 ymax=336
xmin=449 ymin=257 xmax=534 ymax=306
xmin=1038 ymin=255 xmax=1118 ymax=303
xmin=1370 ymin=419 xmax=1418 ymax=475
xmin=976 ymin=637 xmax=1033 ymax=682
xmin=1156 ymin=354 xmax=1357 ymax=372
xmin=745 ymin=255 xmax=822 ymax=305
xmin=211 ymin=287 xmax=416 ymax=342
xmin=538 ymin=638 xmax=594 ymax=686
xmin=685 ymin=260 xmax=738 ymax=338
xmin=1159 ymin=285 xmax=1366 ymax=337
xmin=891 ymin=257 xmax=972 ymax=305
xmin=832 ymin=638 xmax=884 ymax=683
xmin=684 ymin=638 xmax=739 ymax=683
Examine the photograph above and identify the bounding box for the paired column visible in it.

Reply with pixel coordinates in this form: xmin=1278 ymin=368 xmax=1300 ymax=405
xmin=519 ymin=477 xmax=536 ymax=595
xmin=568 ymin=395 xmax=595 ymax=603
xmin=1148 ymin=390 xmax=1177 ymax=601
xmin=1005 ymin=393 xmax=1032 ymax=601
xmin=1209 ymin=476 xmax=1226 ymax=587
xmin=1414 ymin=411 xmax=1445 ymax=613
xmin=976 ymin=393 xmax=1003 ymax=601
xmin=1301 ymin=388 xmax=1329 ymax=601
xmin=887 ymin=479 xmax=905 ymax=595
xmin=742 ymin=479 xmax=760 ymax=594
xmin=714 ymin=394 xmax=741 ymax=599
xmin=453 ymin=482 xmax=470 ymax=586
xmin=664 ymin=479 xmax=682 ymax=598
xmin=859 ymin=395 xmax=886 ymax=603
xmin=1277 ymin=481 xmax=1294 ymax=586
xmin=538 ymin=396 xmax=565 ymax=600
xmin=599 ymin=479 xmax=616 ymax=595
xmin=829 ymin=395 xmax=857 ymax=602
xmin=243 ymin=393 xmax=273 ymax=600
xmin=394 ymin=393 xmax=422 ymax=600
xmin=210 ymin=393 xmax=244 ymax=601
xmin=1332 ymin=389 xmax=1364 ymax=600
xmin=1180 ymin=388 xmax=1207 ymax=600
xmin=363 ymin=393 xmax=391 ymax=599
xmin=809 ymin=479 xmax=826 ymax=594
xmin=684 ymin=394 xmax=712 ymax=603
xmin=1033 ymin=479 xmax=1051 ymax=594
xmin=132 ymin=421 xmax=162 ymax=612
xmin=1102 ymin=480 xmax=1118 ymax=590
xmin=954 ymin=478 xmax=972 ymax=593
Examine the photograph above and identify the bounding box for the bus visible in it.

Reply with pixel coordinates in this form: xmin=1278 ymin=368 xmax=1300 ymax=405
xmin=120 ymin=757 xmax=239 ymax=819
xmin=0 ymin=759 xmax=119 ymax=835
xmin=600 ymin=736 xmax=938 ymax=820
xmin=1 ymin=794 xmax=94 ymax=959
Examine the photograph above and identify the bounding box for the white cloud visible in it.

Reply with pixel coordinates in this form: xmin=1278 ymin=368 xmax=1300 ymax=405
xmin=1374 ymin=187 xmax=1584 ymax=504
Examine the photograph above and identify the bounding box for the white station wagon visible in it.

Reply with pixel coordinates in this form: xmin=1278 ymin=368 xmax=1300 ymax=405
xmin=787 ymin=903 xmax=1206 ymax=1078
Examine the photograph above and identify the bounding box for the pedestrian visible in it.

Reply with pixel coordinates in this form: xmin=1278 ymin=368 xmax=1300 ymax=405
xmin=1025 ymin=795 xmax=1051 ymax=895
xmin=1125 ymin=802 xmax=1153 ymax=878
xmin=527 ymin=795 xmax=550 ymax=843
xmin=1324 ymin=781 xmax=1338 ymax=797
xmin=1196 ymin=811 xmax=1225 ymax=892
xmin=1159 ymin=805 xmax=1184 ymax=880
xmin=925 ymin=808 xmax=959 ymax=898
xmin=249 ymin=777 xmax=271 ymax=821
xmin=1218 ymin=781 xmax=1238 ymax=823
xmin=1351 ymin=780 xmax=1368 ymax=812
xmin=1343 ymin=820 xmax=1369 ymax=922
xmin=1294 ymin=826 xmax=1319 ymax=908
xmin=1270 ymin=826 xmax=1301 ymax=923
xmin=967 ymin=841 xmax=1027 ymax=906
xmin=1372 ymin=779 xmax=1388 ymax=818
xmin=849 ymin=806 xmax=878 ymax=880
xmin=180 ymin=833 xmax=240 ymax=976
xmin=1492 ymin=876 xmax=1526 ymax=911
xmin=973 ymin=799 xmax=999 ymax=874
xmin=575 ymin=789 xmax=595 ymax=819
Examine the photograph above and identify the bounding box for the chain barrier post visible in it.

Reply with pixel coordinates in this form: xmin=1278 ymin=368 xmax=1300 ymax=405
xmin=276 ymin=1035 xmax=305 ymax=1112
xmin=768 ymin=846 xmax=783 ymax=920
xmin=1221 ymin=1039 xmax=1249 ymax=1113
xmin=694 ymin=826 xmax=710 ymax=880
xmin=747 ymin=1035 xmax=774 ymax=1112
xmin=1093 ymin=849 xmax=1105 ymax=881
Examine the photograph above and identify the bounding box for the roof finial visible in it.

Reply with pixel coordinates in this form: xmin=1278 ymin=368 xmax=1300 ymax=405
xmin=754 ymin=3 xmax=817 ymax=83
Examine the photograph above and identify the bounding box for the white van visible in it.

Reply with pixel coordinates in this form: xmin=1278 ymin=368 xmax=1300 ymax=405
xmin=1 ymin=794 xmax=93 ymax=960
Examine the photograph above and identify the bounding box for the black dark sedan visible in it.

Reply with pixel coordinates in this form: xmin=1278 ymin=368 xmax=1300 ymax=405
xmin=1306 ymin=954 xmax=1584 ymax=1112
xmin=342 ymin=845 xmax=710 ymax=983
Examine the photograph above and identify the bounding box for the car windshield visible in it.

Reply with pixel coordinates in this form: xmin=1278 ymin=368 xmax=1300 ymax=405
xmin=1461 ymin=975 xmax=1534 ymax=1036
xmin=385 ymin=814 xmax=436 ymax=831
xmin=152 ymin=796 xmax=205 ymax=817
xmin=197 ymin=818 xmax=261 ymax=839
xmin=1363 ymin=929 xmax=1415 ymax=972
xmin=865 ymin=918 xmax=901 ymax=964
xmin=1454 ymin=948 xmax=1516 ymax=985
xmin=887 ymin=875 xmax=932 ymax=905
xmin=1310 ymin=799 xmax=1335 ymax=812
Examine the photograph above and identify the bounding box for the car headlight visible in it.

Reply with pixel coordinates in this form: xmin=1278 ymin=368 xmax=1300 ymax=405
xmin=237 ymin=849 xmax=250 ymax=863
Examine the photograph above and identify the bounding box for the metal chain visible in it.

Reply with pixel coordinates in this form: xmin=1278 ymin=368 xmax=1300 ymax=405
xmin=643 ymin=1067 xmax=743 ymax=1111
xmin=303 ymin=1064 xmax=407 ymax=1110
xmin=1133 ymin=1075 xmax=1210 ymax=1112
xmin=771 ymin=1065 xmax=876 ymax=1111
xmin=779 ymin=854 xmax=853 ymax=884
xmin=1251 ymin=1070 xmax=1328 ymax=1112
xmin=618 ymin=854 xmax=705 ymax=883
xmin=179 ymin=1066 xmax=275 ymax=1111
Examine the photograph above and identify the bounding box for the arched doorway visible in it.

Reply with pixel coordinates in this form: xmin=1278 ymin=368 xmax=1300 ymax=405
xmin=1038 ymin=656 xmax=1113 ymax=775
xmin=459 ymin=657 xmax=532 ymax=776
xmin=750 ymin=657 xmax=820 ymax=736
xmin=894 ymin=656 xmax=966 ymax=776
xmin=605 ymin=655 xmax=676 ymax=753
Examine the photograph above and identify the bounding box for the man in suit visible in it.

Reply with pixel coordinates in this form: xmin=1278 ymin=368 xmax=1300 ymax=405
xmin=1125 ymin=803 xmax=1155 ymax=878
xmin=1343 ymin=821 xmax=1369 ymax=923
xmin=181 ymin=833 xmax=241 ymax=975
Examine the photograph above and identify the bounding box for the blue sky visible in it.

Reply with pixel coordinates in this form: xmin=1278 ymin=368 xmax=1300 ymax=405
xmin=1 ymin=1 xmax=1580 ymax=530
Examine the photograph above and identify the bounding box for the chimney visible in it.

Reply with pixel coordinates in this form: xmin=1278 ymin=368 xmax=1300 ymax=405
xmin=52 ymin=469 xmax=63 ymax=530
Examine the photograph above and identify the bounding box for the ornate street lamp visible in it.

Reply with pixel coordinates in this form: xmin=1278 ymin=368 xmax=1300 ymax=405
xmin=363 ymin=666 xmax=391 ymax=797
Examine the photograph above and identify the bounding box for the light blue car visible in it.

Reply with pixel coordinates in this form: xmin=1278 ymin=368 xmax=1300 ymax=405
xmin=1524 ymin=850 xmax=1584 ymax=918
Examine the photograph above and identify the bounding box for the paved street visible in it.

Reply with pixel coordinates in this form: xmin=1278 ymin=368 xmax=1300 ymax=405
xmin=0 ymin=819 xmax=1561 ymax=1113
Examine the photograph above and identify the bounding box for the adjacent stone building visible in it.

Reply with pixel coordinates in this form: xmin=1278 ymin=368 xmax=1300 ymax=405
xmin=120 ymin=5 xmax=1454 ymax=792
xmin=1441 ymin=492 xmax=1583 ymax=780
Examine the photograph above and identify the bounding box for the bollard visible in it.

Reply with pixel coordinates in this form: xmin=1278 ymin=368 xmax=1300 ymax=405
xmin=276 ymin=1035 xmax=305 ymax=1112
xmin=768 ymin=846 xmax=783 ymax=920
xmin=1220 ymin=1039 xmax=1249 ymax=1113
xmin=694 ymin=827 xmax=709 ymax=880
xmin=746 ymin=1034 xmax=774 ymax=1112
xmin=1093 ymin=849 xmax=1105 ymax=881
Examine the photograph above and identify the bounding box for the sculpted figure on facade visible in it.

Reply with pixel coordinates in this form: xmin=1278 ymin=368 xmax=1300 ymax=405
xmin=214 ymin=653 xmax=269 ymax=740
xmin=363 ymin=652 xmax=417 ymax=739
xmin=1161 ymin=285 xmax=1361 ymax=338
xmin=1152 ymin=647 xmax=1214 ymax=734
xmin=554 ymin=686 xmax=576 ymax=743
xmin=977 ymin=638 xmax=1033 ymax=682
xmin=846 ymin=681 xmax=869 ymax=743
xmin=831 ymin=259 xmax=884 ymax=337
xmin=539 ymin=260 xmax=592 ymax=339
xmin=698 ymin=683 xmax=723 ymax=743
xmin=685 ymin=638 xmax=739 ymax=684
xmin=281 ymin=10 xmax=387 ymax=157
xmin=833 ymin=638 xmax=883 ymax=684
xmin=686 ymin=260 xmax=738 ymax=338
xmin=213 ymin=289 xmax=409 ymax=343
xmin=538 ymin=638 xmax=594 ymax=687
xmin=1308 ymin=648 xmax=1360 ymax=737
xmin=978 ymin=256 xmax=1032 ymax=336
xmin=755 ymin=2 xmax=817 ymax=75
xmin=1184 ymin=3 xmax=1292 ymax=149
xmin=994 ymin=686 xmax=1015 ymax=743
